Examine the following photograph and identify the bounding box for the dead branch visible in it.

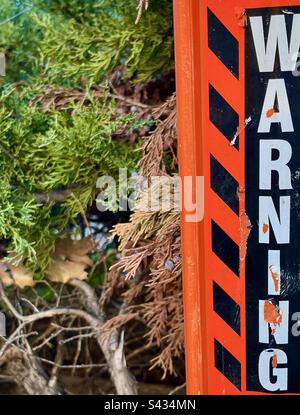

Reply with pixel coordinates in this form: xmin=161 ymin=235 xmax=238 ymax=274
xmin=69 ymin=279 xmax=138 ymax=395
xmin=0 ymin=345 xmax=61 ymax=395
xmin=0 ymin=280 xmax=137 ymax=395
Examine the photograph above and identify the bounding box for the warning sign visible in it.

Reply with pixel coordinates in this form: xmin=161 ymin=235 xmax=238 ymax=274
xmin=174 ymin=0 xmax=300 ymax=394
xmin=246 ymin=6 xmax=300 ymax=393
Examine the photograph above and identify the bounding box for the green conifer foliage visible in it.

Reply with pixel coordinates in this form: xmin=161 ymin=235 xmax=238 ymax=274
xmin=0 ymin=0 xmax=173 ymax=87
xmin=0 ymin=88 xmax=138 ymax=270
xmin=36 ymin=0 xmax=173 ymax=85
xmin=0 ymin=0 xmax=173 ymax=271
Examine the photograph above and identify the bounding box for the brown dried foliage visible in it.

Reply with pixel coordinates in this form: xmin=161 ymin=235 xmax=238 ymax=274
xmin=108 ymin=93 xmax=183 ymax=378
xmin=139 ymin=93 xmax=177 ymax=178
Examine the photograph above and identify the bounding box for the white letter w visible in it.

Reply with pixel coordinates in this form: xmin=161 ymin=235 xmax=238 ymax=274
xmin=250 ymin=14 xmax=300 ymax=72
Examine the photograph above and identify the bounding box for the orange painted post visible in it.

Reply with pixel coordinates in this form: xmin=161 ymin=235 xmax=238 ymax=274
xmin=174 ymin=0 xmax=300 ymax=395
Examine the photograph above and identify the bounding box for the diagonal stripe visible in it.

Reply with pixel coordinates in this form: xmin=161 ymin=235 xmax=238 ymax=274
xmin=211 ymin=254 xmax=241 ymax=305
xmin=209 ymin=84 xmax=239 ymax=148
xmin=208 ymin=121 xmax=241 ymax=182
xmin=208 ymin=8 xmax=239 ymax=79
xmin=210 ymin=154 xmax=239 ymax=215
xmin=214 ymin=339 xmax=241 ymax=390
xmin=212 ymin=220 xmax=239 ymax=277
xmin=213 ymin=281 xmax=240 ymax=335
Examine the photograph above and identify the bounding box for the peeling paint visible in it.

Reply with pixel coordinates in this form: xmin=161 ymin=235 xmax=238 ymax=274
xmin=266 ymin=108 xmax=276 ymax=118
xmin=234 ymin=7 xmax=248 ymax=27
xmin=263 ymin=223 xmax=269 ymax=234
xmin=269 ymin=265 xmax=279 ymax=293
xmin=264 ymin=300 xmax=283 ymax=333
xmin=282 ymin=9 xmax=294 ymax=14
xmin=238 ymin=188 xmax=252 ymax=267
xmin=230 ymin=116 xmax=252 ymax=146
xmin=272 ymin=353 xmax=278 ymax=369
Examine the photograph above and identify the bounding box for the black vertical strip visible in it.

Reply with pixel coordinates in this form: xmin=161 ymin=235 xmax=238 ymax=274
xmin=210 ymin=155 xmax=239 ymax=215
xmin=212 ymin=220 xmax=239 ymax=276
xmin=215 ymin=339 xmax=241 ymax=390
xmin=208 ymin=8 xmax=239 ymax=79
xmin=245 ymin=6 xmax=300 ymax=393
xmin=213 ymin=281 xmax=240 ymax=335
xmin=209 ymin=84 xmax=239 ymax=149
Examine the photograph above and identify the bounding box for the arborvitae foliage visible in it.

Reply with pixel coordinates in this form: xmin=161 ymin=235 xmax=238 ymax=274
xmin=0 ymin=0 xmax=173 ymax=269
xmin=0 ymin=88 xmax=137 ymax=269
xmin=0 ymin=0 xmax=173 ymax=87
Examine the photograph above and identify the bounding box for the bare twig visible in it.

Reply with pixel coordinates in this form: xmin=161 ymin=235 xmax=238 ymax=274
xmin=126 ymin=342 xmax=152 ymax=361
xmin=0 ymin=280 xmax=137 ymax=395
xmin=135 ymin=0 xmax=149 ymax=24
xmin=51 ymin=323 xmax=94 ymax=332
xmin=168 ymin=383 xmax=186 ymax=395
xmin=48 ymin=332 xmax=64 ymax=391
xmin=37 ymin=357 xmax=107 ymax=370
xmin=33 ymin=328 xmax=64 ymax=351
xmin=59 ymin=332 xmax=94 ymax=345
xmin=20 ymin=297 xmax=39 ymax=313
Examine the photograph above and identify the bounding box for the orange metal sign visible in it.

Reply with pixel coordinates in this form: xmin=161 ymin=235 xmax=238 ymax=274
xmin=174 ymin=0 xmax=300 ymax=394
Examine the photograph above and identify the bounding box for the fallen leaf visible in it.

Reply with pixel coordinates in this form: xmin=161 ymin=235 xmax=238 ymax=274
xmin=46 ymin=259 xmax=88 ymax=283
xmin=54 ymin=237 xmax=94 ymax=267
xmin=0 ymin=263 xmax=35 ymax=289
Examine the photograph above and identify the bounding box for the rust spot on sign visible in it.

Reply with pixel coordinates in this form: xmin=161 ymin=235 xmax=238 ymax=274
xmin=238 ymin=188 xmax=252 ymax=270
xmin=266 ymin=108 xmax=276 ymax=118
xmin=264 ymin=300 xmax=283 ymax=331
xmin=263 ymin=223 xmax=269 ymax=234
xmin=269 ymin=265 xmax=279 ymax=293
xmin=234 ymin=7 xmax=247 ymax=27
xmin=272 ymin=353 xmax=278 ymax=369
xmin=240 ymin=212 xmax=251 ymax=262
xmin=230 ymin=116 xmax=252 ymax=147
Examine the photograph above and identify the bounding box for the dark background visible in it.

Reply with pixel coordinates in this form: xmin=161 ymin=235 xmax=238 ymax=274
xmin=246 ymin=6 xmax=300 ymax=392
